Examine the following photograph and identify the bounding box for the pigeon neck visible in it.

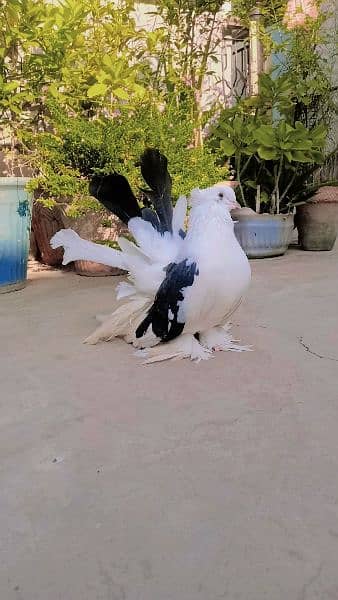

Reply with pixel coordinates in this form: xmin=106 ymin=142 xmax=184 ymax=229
xmin=186 ymin=208 xmax=235 ymax=246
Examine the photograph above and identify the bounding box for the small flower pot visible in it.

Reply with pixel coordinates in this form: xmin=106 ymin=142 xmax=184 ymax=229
xmin=74 ymin=260 xmax=126 ymax=277
xmin=232 ymin=208 xmax=294 ymax=258
xmin=296 ymin=187 xmax=338 ymax=251
xmin=0 ymin=177 xmax=33 ymax=293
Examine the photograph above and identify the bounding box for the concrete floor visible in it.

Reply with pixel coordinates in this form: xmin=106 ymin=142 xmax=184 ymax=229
xmin=1 ymin=246 xmax=338 ymax=600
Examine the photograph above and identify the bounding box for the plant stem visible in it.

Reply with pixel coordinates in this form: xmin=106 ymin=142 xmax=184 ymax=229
xmin=236 ymin=153 xmax=247 ymax=207
xmin=278 ymin=169 xmax=297 ymax=205
xmin=239 ymin=154 xmax=253 ymax=178
xmin=256 ymin=184 xmax=261 ymax=213
xmin=197 ymin=12 xmax=217 ymax=92
xmin=272 ymin=155 xmax=283 ymax=214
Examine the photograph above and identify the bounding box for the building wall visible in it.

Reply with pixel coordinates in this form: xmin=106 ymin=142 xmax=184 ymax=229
xmin=322 ymin=0 xmax=338 ymax=152
xmin=133 ymin=2 xmax=242 ymax=109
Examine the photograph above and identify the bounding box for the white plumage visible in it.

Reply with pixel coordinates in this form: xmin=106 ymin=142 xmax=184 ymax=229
xmin=51 ymin=183 xmax=251 ymax=363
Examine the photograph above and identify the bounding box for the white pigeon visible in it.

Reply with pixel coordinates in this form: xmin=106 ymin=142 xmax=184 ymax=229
xmin=51 ymin=149 xmax=251 ymax=363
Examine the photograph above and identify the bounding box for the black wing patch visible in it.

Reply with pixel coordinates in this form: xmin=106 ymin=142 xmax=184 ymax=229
xmin=135 ymin=259 xmax=199 ymax=344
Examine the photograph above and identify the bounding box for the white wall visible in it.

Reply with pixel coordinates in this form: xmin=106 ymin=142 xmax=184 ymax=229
xmin=133 ymin=2 xmax=235 ymax=109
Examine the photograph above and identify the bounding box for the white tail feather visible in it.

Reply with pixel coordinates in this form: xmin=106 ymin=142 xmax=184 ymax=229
xmin=116 ymin=281 xmax=136 ymax=300
xmin=84 ymin=295 xmax=151 ymax=345
xmin=50 ymin=229 xmax=125 ymax=268
xmin=172 ymin=195 xmax=187 ymax=235
xmin=118 ymin=236 xmax=151 ymax=263
xmin=128 ymin=217 xmax=179 ymax=265
xmin=95 ymin=313 xmax=111 ymax=323
xmin=51 ymin=224 xmax=180 ymax=297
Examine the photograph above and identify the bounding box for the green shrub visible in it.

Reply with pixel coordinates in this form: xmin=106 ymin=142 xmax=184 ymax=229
xmin=25 ymin=100 xmax=229 ymax=217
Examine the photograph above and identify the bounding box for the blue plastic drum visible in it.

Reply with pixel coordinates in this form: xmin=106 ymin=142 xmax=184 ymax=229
xmin=0 ymin=177 xmax=32 ymax=293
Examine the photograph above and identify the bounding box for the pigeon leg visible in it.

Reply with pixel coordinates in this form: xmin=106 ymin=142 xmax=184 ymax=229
xmin=199 ymin=324 xmax=252 ymax=352
xmin=137 ymin=333 xmax=213 ymax=364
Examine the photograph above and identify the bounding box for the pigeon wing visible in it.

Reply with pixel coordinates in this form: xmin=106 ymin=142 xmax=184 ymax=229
xmin=135 ymin=259 xmax=199 ymax=343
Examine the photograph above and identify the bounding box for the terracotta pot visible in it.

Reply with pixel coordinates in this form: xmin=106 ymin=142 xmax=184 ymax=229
xmin=32 ymin=202 xmax=128 ymax=267
xmin=296 ymin=186 xmax=338 ymax=251
xmin=74 ymin=260 xmax=126 ymax=277
xmin=31 ymin=201 xmax=64 ymax=266
xmin=232 ymin=208 xmax=294 ymax=258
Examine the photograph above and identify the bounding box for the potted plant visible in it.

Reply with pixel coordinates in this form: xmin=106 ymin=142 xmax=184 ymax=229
xmin=296 ymin=187 xmax=338 ymax=251
xmin=0 ymin=0 xmax=155 ymax=272
xmin=294 ymin=166 xmax=338 ymax=250
xmin=210 ymin=72 xmax=328 ymax=257
xmin=22 ymin=113 xmax=127 ymax=273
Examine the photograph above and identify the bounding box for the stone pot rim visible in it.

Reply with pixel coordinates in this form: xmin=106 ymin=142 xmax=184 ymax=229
xmin=231 ymin=209 xmax=293 ymax=222
xmin=306 ymin=186 xmax=338 ymax=204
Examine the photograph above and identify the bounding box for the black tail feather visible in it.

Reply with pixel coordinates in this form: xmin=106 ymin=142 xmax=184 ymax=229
xmin=89 ymin=173 xmax=141 ymax=224
xmin=141 ymin=207 xmax=162 ymax=232
xmin=139 ymin=148 xmax=173 ymax=232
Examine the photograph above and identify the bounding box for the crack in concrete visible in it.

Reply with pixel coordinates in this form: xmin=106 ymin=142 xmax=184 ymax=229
xmin=298 ymin=562 xmax=323 ymax=600
xmin=299 ymin=337 xmax=338 ymax=363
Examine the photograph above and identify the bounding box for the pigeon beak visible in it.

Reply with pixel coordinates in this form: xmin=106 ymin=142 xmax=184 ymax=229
xmin=227 ymin=197 xmax=241 ymax=211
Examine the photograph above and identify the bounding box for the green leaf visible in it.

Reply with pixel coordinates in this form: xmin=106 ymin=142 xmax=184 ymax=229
xmin=232 ymin=115 xmax=244 ymax=137
xmin=220 ymin=139 xmax=236 ymax=156
xmin=311 ymin=123 xmax=327 ymax=146
xmin=255 ymin=125 xmax=275 ymax=146
xmin=113 ymin=87 xmax=130 ymax=100
xmin=102 ymin=55 xmax=114 ymax=68
xmin=242 ymin=147 xmax=257 ymax=156
xmin=244 ymin=180 xmax=258 ymax=189
xmin=7 ymin=103 xmax=21 ymax=115
xmin=310 ymin=151 xmax=324 ymax=163
xmin=4 ymin=80 xmax=20 ymax=92
xmin=49 ymin=83 xmax=62 ymax=98
xmin=87 ymin=83 xmax=108 ymax=98
xmin=257 ymin=146 xmax=279 ymax=160
xmin=291 ymin=151 xmax=314 ymax=163
xmin=291 ymin=140 xmax=313 ymax=150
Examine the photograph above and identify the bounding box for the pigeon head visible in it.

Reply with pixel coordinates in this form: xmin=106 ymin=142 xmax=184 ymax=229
xmin=190 ymin=185 xmax=239 ymax=209
xmin=189 ymin=185 xmax=240 ymax=225
xmin=211 ymin=183 xmax=240 ymax=210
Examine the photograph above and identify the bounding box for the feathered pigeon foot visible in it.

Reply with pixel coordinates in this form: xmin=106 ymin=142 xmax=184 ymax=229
xmin=136 ymin=333 xmax=213 ymax=364
xmin=199 ymin=324 xmax=252 ymax=352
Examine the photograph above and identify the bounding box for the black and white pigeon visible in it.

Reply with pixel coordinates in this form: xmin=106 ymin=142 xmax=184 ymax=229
xmin=51 ymin=148 xmax=251 ymax=363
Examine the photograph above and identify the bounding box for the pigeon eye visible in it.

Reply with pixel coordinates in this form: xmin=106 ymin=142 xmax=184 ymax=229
xmin=218 ymin=192 xmax=224 ymax=198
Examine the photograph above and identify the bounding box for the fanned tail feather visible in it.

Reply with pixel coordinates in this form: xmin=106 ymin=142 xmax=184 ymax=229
xmin=139 ymin=148 xmax=173 ymax=232
xmin=88 ymin=148 xmax=174 ymax=234
xmin=50 ymin=229 xmax=125 ymax=268
xmin=141 ymin=207 xmax=162 ymax=231
xmin=84 ymin=295 xmax=152 ymax=345
xmin=89 ymin=173 xmax=141 ymax=224
xmin=116 ymin=281 xmax=136 ymax=300
xmin=172 ymin=195 xmax=187 ymax=237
